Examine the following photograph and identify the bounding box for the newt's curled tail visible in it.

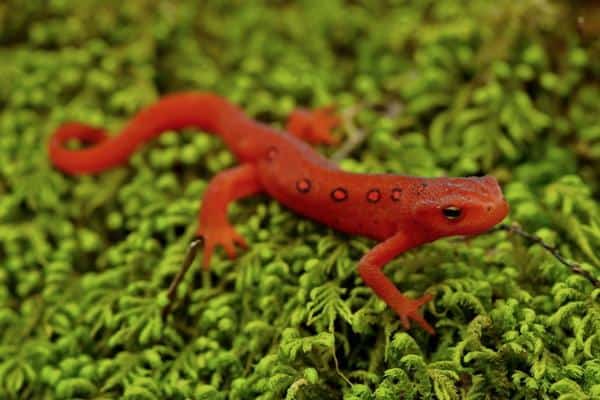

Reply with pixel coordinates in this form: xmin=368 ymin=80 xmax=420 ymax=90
xmin=48 ymin=92 xmax=245 ymax=175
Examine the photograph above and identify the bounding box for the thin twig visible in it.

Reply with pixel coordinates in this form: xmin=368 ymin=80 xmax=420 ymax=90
xmin=330 ymin=104 xmax=367 ymax=162
xmin=497 ymin=222 xmax=600 ymax=287
xmin=330 ymin=100 xmax=404 ymax=162
xmin=161 ymin=237 xmax=204 ymax=318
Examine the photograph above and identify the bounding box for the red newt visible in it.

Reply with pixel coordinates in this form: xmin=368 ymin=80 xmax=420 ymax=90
xmin=48 ymin=92 xmax=509 ymax=334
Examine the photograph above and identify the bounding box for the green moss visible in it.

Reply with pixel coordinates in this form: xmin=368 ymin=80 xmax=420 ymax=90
xmin=1 ymin=0 xmax=599 ymax=399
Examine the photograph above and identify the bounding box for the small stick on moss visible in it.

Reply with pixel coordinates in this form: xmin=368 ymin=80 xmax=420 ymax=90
xmin=161 ymin=237 xmax=204 ymax=318
xmin=330 ymin=101 xmax=403 ymax=162
xmin=498 ymin=222 xmax=600 ymax=287
xmin=330 ymin=104 xmax=366 ymax=162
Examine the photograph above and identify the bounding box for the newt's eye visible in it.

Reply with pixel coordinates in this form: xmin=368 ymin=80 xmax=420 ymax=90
xmin=442 ymin=206 xmax=462 ymax=220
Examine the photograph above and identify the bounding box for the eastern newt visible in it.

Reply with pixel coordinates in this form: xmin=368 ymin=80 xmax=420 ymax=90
xmin=48 ymin=92 xmax=509 ymax=334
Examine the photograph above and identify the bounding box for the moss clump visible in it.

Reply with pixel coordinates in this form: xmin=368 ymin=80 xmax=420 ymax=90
xmin=1 ymin=1 xmax=599 ymax=399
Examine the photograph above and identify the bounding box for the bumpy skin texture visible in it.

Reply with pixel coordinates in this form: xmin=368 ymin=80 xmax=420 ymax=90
xmin=49 ymin=92 xmax=509 ymax=334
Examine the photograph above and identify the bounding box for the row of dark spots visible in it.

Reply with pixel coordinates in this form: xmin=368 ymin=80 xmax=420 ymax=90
xmin=295 ymin=178 xmax=404 ymax=203
xmin=273 ymin=147 xmax=425 ymax=202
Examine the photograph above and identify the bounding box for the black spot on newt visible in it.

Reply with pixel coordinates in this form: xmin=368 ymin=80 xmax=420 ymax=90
xmin=266 ymin=146 xmax=278 ymax=161
xmin=331 ymin=187 xmax=348 ymax=202
xmin=391 ymin=188 xmax=403 ymax=201
xmin=366 ymin=188 xmax=381 ymax=203
xmin=296 ymin=179 xmax=311 ymax=193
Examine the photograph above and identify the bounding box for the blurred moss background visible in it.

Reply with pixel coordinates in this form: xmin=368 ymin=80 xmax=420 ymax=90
xmin=1 ymin=0 xmax=599 ymax=399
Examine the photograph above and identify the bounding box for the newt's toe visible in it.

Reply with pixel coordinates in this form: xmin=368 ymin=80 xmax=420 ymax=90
xmin=197 ymin=227 xmax=249 ymax=269
xmin=395 ymin=294 xmax=435 ymax=335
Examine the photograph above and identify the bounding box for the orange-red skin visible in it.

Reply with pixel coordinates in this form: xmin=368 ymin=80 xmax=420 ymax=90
xmin=49 ymin=92 xmax=509 ymax=334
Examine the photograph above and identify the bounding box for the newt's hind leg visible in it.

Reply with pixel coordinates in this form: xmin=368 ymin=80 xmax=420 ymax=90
xmin=286 ymin=106 xmax=340 ymax=145
xmin=163 ymin=163 xmax=263 ymax=317
xmin=196 ymin=163 xmax=263 ymax=269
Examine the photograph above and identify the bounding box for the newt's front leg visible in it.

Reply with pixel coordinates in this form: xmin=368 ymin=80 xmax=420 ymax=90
xmin=197 ymin=163 xmax=263 ymax=268
xmin=358 ymin=232 xmax=435 ymax=334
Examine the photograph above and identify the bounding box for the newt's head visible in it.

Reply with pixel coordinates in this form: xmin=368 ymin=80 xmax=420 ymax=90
xmin=412 ymin=176 xmax=509 ymax=239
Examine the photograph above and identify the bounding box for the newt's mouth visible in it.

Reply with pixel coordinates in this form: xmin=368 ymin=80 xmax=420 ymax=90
xmin=478 ymin=175 xmax=510 ymax=224
xmin=491 ymin=197 xmax=510 ymax=223
xmin=461 ymin=177 xmax=510 ymax=236
xmin=466 ymin=197 xmax=510 ymax=237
